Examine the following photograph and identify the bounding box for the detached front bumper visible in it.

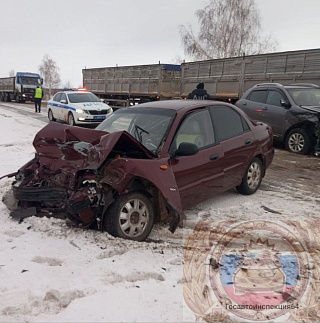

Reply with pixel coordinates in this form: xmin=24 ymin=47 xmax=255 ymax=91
xmin=13 ymin=185 xmax=68 ymax=201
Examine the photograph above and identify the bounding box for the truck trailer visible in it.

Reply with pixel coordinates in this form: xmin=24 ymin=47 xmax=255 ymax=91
xmin=0 ymin=72 xmax=42 ymax=103
xmin=83 ymin=48 xmax=320 ymax=105
xmin=82 ymin=63 xmax=181 ymax=107
xmin=180 ymin=48 xmax=320 ymax=102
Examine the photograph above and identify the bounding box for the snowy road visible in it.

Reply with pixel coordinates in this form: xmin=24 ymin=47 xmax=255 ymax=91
xmin=0 ymin=104 xmax=319 ymax=322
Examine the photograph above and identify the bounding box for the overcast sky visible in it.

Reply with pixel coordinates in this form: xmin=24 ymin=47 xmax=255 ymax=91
xmin=1 ymin=0 xmax=320 ymax=87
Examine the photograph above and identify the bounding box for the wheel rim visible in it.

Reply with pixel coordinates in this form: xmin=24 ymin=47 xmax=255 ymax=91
xmin=288 ymin=133 xmax=305 ymax=152
xmin=119 ymin=198 xmax=149 ymax=238
xmin=247 ymin=162 xmax=261 ymax=190
xmin=68 ymin=114 xmax=74 ymax=125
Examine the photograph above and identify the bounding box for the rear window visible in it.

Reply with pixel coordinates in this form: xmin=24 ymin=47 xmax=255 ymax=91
xmin=53 ymin=92 xmax=62 ymax=102
xmin=248 ymin=90 xmax=268 ymax=103
xmin=210 ymin=106 xmax=249 ymax=141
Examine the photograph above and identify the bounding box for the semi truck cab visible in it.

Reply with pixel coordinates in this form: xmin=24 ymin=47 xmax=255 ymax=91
xmin=14 ymin=72 xmax=43 ymax=103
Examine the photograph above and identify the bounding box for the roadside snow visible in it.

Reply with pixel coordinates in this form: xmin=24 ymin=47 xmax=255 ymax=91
xmin=0 ymin=106 xmax=319 ymax=322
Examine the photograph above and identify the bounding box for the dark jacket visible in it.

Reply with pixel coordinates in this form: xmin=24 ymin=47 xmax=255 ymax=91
xmin=187 ymin=88 xmax=211 ymax=100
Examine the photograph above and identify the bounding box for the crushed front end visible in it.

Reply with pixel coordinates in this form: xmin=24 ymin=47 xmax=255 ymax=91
xmin=2 ymin=122 xmax=183 ymax=236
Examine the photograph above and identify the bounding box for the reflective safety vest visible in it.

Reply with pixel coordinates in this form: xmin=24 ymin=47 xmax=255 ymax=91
xmin=34 ymin=87 xmax=43 ymax=99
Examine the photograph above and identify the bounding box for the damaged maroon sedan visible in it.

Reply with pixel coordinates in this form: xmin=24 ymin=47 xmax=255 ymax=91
xmin=2 ymin=100 xmax=274 ymax=241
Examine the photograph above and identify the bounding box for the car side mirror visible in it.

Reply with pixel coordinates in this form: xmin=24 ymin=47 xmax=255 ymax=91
xmin=280 ymin=99 xmax=291 ymax=108
xmin=60 ymin=99 xmax=67 ymax=104
xmin=173 ymin=142 xmax=199 ymax=158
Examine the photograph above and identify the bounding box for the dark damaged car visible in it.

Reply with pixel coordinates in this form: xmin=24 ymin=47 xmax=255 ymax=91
xmin=2 ymin=100 xmax=274 ymax=241
xmin=235 ymin=83 xmax=320 ymax=155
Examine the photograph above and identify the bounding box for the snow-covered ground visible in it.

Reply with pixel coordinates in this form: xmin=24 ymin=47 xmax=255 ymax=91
xmin=0 ymin=106 xmax=319 ymax=322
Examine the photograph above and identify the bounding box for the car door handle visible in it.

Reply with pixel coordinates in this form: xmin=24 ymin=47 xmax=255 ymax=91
xmin=262 ymin=106 xmax=268 ymax=110
xmin=210 ymin=154 xmax=219 ymax=161
xmin=242 ymin=102 xmax=247 ymax=106
xmin=244 ymin=139 xmax=252 ymax=145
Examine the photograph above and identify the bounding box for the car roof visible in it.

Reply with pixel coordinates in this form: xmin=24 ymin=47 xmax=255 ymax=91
xmin=58 ymin=91 xmax=89 ymax=95
xmin=253 ymin=83 xmax=320 ymax=90
xmin=137 ymin=99 xmax=231 ymax=111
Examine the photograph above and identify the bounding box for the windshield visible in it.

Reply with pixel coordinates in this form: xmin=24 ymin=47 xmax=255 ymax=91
xmin=96 ymin=107 xmax=176 ymax=153
xmin=68 ymin=92 xmax=101 ymax=103
xmin=287 ymin=88 xmax=320 ymax=106
xmin=20 ymin=77 xmax=40 ymax=86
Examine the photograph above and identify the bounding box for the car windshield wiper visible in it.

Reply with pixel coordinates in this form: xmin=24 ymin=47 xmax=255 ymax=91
xmin=134 ymin=124 xmax=149 ymax=143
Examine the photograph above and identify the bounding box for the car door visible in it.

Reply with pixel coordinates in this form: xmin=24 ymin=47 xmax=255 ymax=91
xmin=49 ymin=92 xmax=61 ymax=120
xmin=237 ymin=89 xmax=268 ymax=121
xmin=169 ymin=109 xmax=225 ymax=210
xmin=262 ymin=89 xmax=289 ymax=137
xmin=59 ymin=93 xmax=68 ymax=121
xmin=209 ymin=105 xmax=254 ymax=190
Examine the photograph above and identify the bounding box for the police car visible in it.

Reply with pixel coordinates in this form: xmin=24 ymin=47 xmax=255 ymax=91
xmin=47 ymin=89 xmax=113 ymax=126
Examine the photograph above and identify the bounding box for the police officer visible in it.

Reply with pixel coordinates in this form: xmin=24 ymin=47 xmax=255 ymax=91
xmin=187 ymin=82 xmax=211 ymax=100
xmin=34 ymin=86 xmax=44 ymax=113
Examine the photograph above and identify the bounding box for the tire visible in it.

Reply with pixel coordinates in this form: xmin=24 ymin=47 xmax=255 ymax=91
xmin=48 ymin=109 xmax=56 ymax=122
xmin=236 ymin=158 xmax=263 ymax=195
xmin=285 ymin=128 xmax=313 ymax=155
xmin=15 ymin=94 xmax=20 ymax=103
xmin=68 ymin=113 xmax=76 ymax=126
xmin=5 ymin=93 xmax=10 ymax=102
xmin=103 ymin=191 xmax=154 ymax=241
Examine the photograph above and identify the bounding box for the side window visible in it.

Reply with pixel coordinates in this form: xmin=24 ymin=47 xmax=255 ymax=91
xmin=266 ymin=90 xmax=286 ymax=107
xmin=60 ymin=93 xmax=67 ymax=102
xmin=171 ymin=110 xmax=215 ymax=151
xmin=248 ymin=90 xmax=268 ymax=103
xmin=53 ymin=92 xmax=62 ymax=102
xmin=210 ymin=106 xmax=248 ymax=141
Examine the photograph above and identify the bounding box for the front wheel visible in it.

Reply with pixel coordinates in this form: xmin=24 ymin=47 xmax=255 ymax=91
xmin=68 ymin=113 xmax=76 ymax=126
xmin=236 ymin=158 xmax=263 ymax=195
xmin=48 ymin=109 xmax=56 ymax=122
xmin=285 ymin=128 xmax=313 ymax=155
xmin=103 ymin=191 xmax=154 ymax=241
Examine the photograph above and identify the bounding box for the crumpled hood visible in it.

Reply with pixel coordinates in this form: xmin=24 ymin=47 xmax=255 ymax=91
xmin=300 ymin=105 xmax=320 ymax=114
xmin=32 ymin=122 xmax=154 ymax=173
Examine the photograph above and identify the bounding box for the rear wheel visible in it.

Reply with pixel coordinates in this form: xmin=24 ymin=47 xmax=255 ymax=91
xmin=4 ymin=93 xmax=11 ymax=102
xmin=236 ymin=158 xmax=263 ymax=195
xmin=15 ymin=94 xmax=20 ymax=103
xmin=48 ymin=109 xmax=56 ymax=122
xmin=285 ymin=128 xmax=313 ymax=154
xmin=68 ymin=113 xmax=76 ymax=126
xmin=103 ymin=191 xmax=154 ymax=241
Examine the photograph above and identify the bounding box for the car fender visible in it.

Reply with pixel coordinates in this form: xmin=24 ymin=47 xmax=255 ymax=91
xmin=101 ymin=157 xmax=184 ymax=232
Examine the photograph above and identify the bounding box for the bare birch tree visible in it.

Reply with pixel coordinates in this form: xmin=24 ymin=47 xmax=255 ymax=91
xmin=179 ymin=0 xmax=278 ymax=60
xmin=39 ymin=54 xmax=61 ymax=97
